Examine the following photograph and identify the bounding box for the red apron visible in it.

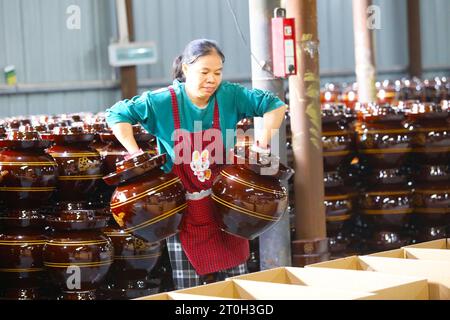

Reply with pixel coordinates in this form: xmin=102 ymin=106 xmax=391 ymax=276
xmin=168 ymin=86 xmax=249 ymax=275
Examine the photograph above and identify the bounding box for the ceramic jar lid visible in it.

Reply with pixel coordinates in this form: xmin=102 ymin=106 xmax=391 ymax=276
xmin=232 ymin=145 xmax=294 ymax=180
xmin=103 ymin=153 xmax=167 ymax=186
xmin=46 ymin=209 xmax=109 ymax=231
xmin=40 ymin=126 xmax=95 ymax=144
xmin=0 ymin=209 xmax=46 ymax=228
xmin=0 ymin=127 xmax=52 ymax=149
xmin=360 ymin=104 xmax=405 ymax=123
xmin=321 ymin=104 xmax=346 ymax=124
xmin=407 ymin=102 xmax=448 ymax=120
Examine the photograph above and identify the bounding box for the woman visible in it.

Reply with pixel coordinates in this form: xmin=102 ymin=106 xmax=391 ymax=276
xmin=105 ymin=39 xmax=287 ymax=289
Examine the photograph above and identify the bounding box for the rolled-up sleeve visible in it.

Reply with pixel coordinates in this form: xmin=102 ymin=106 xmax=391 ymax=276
xmin=234 ymin=83 xmax=286 ymax=118
xmin=105 ymin=92 xmax=156 ymax=134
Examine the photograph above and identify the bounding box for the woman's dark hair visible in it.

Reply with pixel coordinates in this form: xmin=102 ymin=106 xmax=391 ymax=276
xmin=172 ymin=39 xmax=225 ymax=82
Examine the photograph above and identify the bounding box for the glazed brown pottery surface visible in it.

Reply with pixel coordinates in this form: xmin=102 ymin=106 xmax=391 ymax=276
xmin=0 ymin=130 xmax=57 ymax=208
xmin=0 ymin=210 xmax=47 ymax=297
xmin=360 ymin=169 xmax=413 ymax=227
xmin=356 ymin=105 xmax=413 ymax=168
xmin=212 ymin=147 xmax=293 ymax=240
xmin=320 ymin=83 xmax=340 ymax=104
xmin=43 ymin=209 xmax=112 ymax=300
xmin=321 ymin=105 xmax=354 ymax=171
xmin=104 ymin=153 xmax=185 ymax=243
xmin=365 ymin=230 xmax=409 ymax=252
xmin=376 ymin=80 xmax=398 ymax=105
xmin=41 ymin=126 xmax=103 ymax=205
xmin=412 ymin=165 xmax=450 ymax=233
xmin=98 ymin=125 xmax=157 ymax=175
xmin=360 ymin=169 xmax=413 ymax=250
xmin=407 ymin=102 xmax=450 ymax=165
xmin=104 ymin=223 xmax=162 ymax=284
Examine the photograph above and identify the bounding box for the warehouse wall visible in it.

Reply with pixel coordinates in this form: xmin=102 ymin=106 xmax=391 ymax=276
xmin=133 ymin=0 xmax=251 ymax=86
xmin=420 ymin=0 xmax=450 ymax=79
xmin=0 ymin=0 xmax=119 ymax=117
xmin=0 ymin=0 xmax=449 ymax=117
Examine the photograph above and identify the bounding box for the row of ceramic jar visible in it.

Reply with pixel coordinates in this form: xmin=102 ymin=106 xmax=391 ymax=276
xmin=322 ymin=102 xmax=449 ymax=170
xmin=0 ymin=124 xmax=157 ymax=210
xmin=0 ymin=209 xmax=163 ymax=300
xmin=321 ymin=77 xmax=450 ymax=107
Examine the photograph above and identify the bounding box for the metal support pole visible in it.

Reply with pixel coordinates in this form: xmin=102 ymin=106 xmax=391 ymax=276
xmin=352 ymin=0 xmax=377 ymax=103
xmin=286 ymin=0 xmax=328 ymax=266
xmin=407 ymin=0 xmax=422 ymax=78
xmin=248 ymin=0 xmax=291 ymax=270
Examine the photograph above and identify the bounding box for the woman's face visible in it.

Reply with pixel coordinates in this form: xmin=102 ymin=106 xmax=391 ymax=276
xmin=183 ymin=52 xmax=223 ymax=102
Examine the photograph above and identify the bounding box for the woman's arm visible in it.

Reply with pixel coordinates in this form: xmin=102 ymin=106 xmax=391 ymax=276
xmin=105 ymin=91 xmax=157 ymax=156
xmin=111 ymin=122 xmax=141 ymax=154
xmin=258 ymin=104 xmax=287 ymax=149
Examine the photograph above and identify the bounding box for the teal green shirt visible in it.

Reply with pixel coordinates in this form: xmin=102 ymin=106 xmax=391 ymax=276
xmin=105 ymin=80 xmax=285 ymax=172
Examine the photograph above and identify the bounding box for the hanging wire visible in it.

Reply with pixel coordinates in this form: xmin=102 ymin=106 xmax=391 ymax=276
xmin=225 ymin=0 xmax=276 ymax=76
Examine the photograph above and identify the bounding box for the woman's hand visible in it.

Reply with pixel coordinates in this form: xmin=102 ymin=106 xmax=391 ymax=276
xmin=124 ymin=148 xmax=145 ymax=161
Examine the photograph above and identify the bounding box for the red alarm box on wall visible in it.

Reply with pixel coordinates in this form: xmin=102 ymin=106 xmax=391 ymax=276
xmin=271 ymin=8 xmax=297 ymax=78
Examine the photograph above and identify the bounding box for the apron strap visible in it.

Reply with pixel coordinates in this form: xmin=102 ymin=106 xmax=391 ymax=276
xmin=212 ymin=98 xmax=220 ymax=130
xmin=168 ymin=85 xmax=221 ymax=131
xmin=168 ymin=86 xmax=181 ymax=130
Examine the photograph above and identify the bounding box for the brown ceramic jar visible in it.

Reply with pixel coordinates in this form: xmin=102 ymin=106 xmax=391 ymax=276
xmin=212 ymin=146 xmax=293 ymax=240
xmin=376 ymin=80 xmax=398 ymax=105
xmin=43 ymin=209 xmax=112 ymax=300
xmin=360 ymin=168 xmax=413 ymax=251
xmin=0 ymin=129 xmax=57 ymax=208
xmin=356 ymin=104 xmax=413 ymax=168
xmin=321 ymin=104 xmax=354 ymax=171
xmin=422 ymin=78 xmax=442 ymax=103
xmin=323 ymin=171 xmax=354 ymax=257
xmin=406 ymin=102 xmax=450 ymax=165
xmin=320 ymin=83 xmax=341 ymax=104
xmin=396 ymin=78 xmax=423 ymax=101
xmin=41 ymin=126 xmax=103 ymax=208
xmin=103 ymin=153 xmax=185 ymax=243
xmin=0 ymin=210 xmax=48 ymax=299
xmin=102 ymin=221 xmax=162 ymax=299
xmin=98 ymin=125 xmax=157 ymax=175
xmin=84 ymin=122 xmax=109 ymax=154
xmin=412 ymin=165 xmax=450 ymax=241
xmin=340 ymin=83 xmax=358 ymax=109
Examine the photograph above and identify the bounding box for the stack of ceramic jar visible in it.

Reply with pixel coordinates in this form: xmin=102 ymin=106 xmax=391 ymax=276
xmin=355 ymin=104 xmax=414 ymax=253
xmin=404 ymin=101 xmax=450 ymax=242
xmin=0 ymin=127 xmax=57 ymax=299
xmin=95 ymin=125 xmax=166 ymax=299
xmin=321 ymin=104 xmax=357 ymax=258
xmin=0 ymin=113 xmax=166 ymax=300
xmin=38 ymin=124 xmax=114 ymax=300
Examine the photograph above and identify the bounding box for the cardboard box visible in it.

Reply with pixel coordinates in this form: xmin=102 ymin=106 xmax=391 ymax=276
xmin=227 ymin=266 xmax=428 ymax=300
xmin=403 ymin=239 xmax=450 ymax=249
xmin=404 ymin=248 xmax=450 ymax=261
xmin=135 ymin=292 xmax=238 ymax=300
xmin=173 ymin=279 xmax=375 ymax=300
xmin=369 ymin=247 xmax=450 ymax=261
xmin=307 ymin=255 xmax=450 ymax=300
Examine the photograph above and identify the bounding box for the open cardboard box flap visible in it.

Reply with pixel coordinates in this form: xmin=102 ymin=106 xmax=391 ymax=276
xmin=402 ymin=239 xmax=450 ymax=249
xmin=229 ymin=279 xmax=375 ymax=300
xmin=227 ymin=266 xmax=428 ymax=300
xmin=172 ymin=279 xmax=375 ymax=300
xmin=368 ymin=247 xmax=450 ymax=261
xmin=134 ymin=291 xmax=240 ymax=300
xmin=307 ymin=255 xmax=450 ymax=300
